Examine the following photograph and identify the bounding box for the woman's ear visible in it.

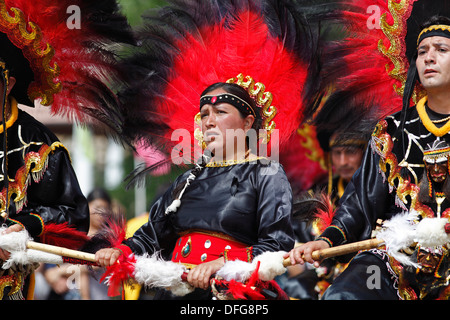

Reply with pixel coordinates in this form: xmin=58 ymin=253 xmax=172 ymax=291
xmin=244 ymin=114 xmax=255 ymax=131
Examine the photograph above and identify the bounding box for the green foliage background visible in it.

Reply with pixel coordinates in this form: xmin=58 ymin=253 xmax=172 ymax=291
xmin=102 ymin=0 xmax=185 ymax=219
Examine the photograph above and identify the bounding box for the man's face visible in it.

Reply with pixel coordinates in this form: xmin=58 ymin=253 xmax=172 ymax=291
xmin=425 ymin=159 xmax=448 ymax=183
xmin=416 ymin=36 xmax=450 ymax=92
xmin=330 ymin=145 xmax=364 ymax=182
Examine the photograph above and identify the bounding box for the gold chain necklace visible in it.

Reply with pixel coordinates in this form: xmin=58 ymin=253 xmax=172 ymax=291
xmin=431 ymin=115 xmax=450 ymax=123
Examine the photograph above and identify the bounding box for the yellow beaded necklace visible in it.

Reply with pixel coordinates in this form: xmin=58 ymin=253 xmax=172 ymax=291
xmin=416 ymin=96 xmax=450 ymax=137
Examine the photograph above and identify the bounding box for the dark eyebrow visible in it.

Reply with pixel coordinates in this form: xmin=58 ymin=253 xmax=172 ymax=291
xmin=418 ymin=44 xmax=428 ymax=51
xmin=435 ymin=42 xmax=450 ymax=48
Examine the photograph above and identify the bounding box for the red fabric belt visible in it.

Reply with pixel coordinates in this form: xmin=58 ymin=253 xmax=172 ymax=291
xmin=171 ymin=231 xmax=252 ymax=266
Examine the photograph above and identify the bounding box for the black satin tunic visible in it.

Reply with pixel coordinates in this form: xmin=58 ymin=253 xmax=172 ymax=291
xmin=318 ymin=105 xmax=450 ymax=299
xmin=125 ymin=159 xmax=295 ymax=260
xmin=320 ymin=105 xmax=450 ymax=246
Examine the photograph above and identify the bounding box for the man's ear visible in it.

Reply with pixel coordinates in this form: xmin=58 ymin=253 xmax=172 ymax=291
xmin=7 ymin=76 xmax=16 ymax=95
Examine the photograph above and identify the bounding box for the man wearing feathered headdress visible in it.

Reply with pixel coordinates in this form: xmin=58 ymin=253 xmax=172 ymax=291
xmin=288 ymin=0 xmax=450 ymax=300
xmin=280 ymin=125 xmax=371 ymax=300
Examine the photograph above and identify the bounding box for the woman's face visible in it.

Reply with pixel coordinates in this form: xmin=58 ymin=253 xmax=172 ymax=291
xmin=200 ymin=87 xmax=254 ymax=160
xmin=89 ymin=198 xmax=111 ymax=229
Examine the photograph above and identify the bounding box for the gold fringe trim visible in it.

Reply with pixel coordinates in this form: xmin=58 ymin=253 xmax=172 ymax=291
xmin=371 ymin=120 xmax=434 ymax=219
xmin=377 ymin=0 xmax=426 ymax=102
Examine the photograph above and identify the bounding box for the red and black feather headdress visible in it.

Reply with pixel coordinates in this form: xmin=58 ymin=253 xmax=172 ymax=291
xmin=306 ymin=0 xmax=450 ymax=140
xmin=0 ymin=0 xmax=133 ymax=124
xmin=115 ymin=0 xmax=322 ymax=164
xmin=0 ymin=0 xmax=134 ymax=241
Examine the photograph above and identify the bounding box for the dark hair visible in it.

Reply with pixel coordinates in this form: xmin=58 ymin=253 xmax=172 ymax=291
xmin=87 ymin=188 xmax=112 ymax=205
xmin=420 ymin=15 xmax=450 ymax=30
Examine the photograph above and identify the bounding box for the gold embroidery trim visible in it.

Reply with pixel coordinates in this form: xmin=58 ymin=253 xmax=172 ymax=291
xmin=0 ymin=141 xmax=68 ymax=215
xmin=372 ymin=120 xmax=434 ymax=219
xmin=206 ymin=156 xmax=266 ymax=167
xmin=226 ymin=73 xmax=277 ymax=144
xmin=416 ymin=96 xmax=450 ymax=137
xmin=377 ymin=0 xmax=425 ymax=102
xmin=0 ymin=0 xmax=61 ymax=105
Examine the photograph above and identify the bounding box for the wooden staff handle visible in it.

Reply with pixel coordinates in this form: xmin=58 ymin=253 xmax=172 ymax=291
xmin=26 ymin=241 xmax=97 ymax=263
xmin=282 ymin=238 xmax=385 ymax=267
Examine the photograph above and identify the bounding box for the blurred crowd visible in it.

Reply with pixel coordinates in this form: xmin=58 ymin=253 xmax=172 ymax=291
xmin=32 ymin=187 xmax=151 ymax=300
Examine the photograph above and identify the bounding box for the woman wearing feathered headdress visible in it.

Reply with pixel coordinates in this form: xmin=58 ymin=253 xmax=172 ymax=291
xmin=95 ymin=0 xmax=322 ymax=300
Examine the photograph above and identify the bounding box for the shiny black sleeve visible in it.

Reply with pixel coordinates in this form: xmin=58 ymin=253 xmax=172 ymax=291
xmin=251 ymin=162 xmax=295 ymax=256
xmin=17 ymin=147 xmax=89 ymax=236
xmin=123 ymin=176 xmax=181 ymax=259
xmin=318 ymin=145 xmax=396 ymax=247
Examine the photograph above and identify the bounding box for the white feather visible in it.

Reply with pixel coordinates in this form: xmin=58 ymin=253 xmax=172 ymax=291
xmin=376 ymin=212 xmax=419 ymax=267
xmin=216 ymin=259 xmax=255 ymax=282
xmin=253 ymin=251 xmax=287 ymax=281
xmin=134 ymin=252 xmax=194 ymax=296
xmin=414 ymin=218 xmax=450 ymax=248
xmin=0 ymin=226 xmax=30 ymax=252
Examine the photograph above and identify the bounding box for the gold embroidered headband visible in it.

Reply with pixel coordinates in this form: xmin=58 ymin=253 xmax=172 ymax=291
xmin=417 ymin=24 xmax=450 ymax=46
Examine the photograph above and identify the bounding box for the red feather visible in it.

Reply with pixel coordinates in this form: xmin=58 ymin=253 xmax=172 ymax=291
xmin=218 ymin=261 xmax=289 ymax=300
xmin=314 ymin=193 xmax=336 ymax=233
xmin=40 ymin=222 xmax=89 ymax=250
xmin=328 ymin=0 xmax=421 ymax=118
xmin=1 ymin=0 xmax=132 ymax=128
xmin=100 ymin=252 xmax=136 ymax=297
xmin=161 ymin=10 xmax=308 ymax=157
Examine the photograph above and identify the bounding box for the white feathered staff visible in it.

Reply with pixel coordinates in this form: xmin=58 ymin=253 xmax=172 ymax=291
xmin=1 ymin=214 xmax=448 ymax=298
